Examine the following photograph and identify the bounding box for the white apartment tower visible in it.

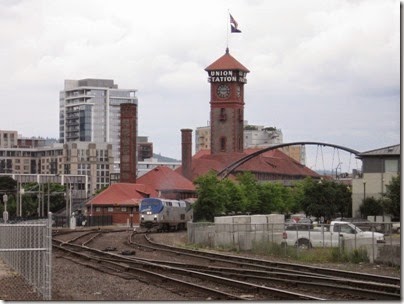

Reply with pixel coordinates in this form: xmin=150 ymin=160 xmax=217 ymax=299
xmin=59 ymin=79 xmax=138 ymax=172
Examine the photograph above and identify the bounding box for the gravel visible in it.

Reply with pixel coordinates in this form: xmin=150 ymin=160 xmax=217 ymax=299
xmin=1 ymin=230 xmax=400 ymax=301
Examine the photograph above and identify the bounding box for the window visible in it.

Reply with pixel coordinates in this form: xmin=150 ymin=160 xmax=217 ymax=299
xmin=238 ymin=108 xmax=243 ymax=122
xmin=220 ymin=137 xmax=226 ymax=152
xmin=334 ymin=224 xmax=355 ymax=234
xmin=121 ymin=207 xmax=127 ymax=212
xmin=219 ymin=108 xmax=226 ymax=121
xmin=385 ymin=159 xmax=399 ymax=173
xmin=96 ymin=207 xmax=101 ymax=212
xmin=107 ymin=207 xmax=114 ymax=212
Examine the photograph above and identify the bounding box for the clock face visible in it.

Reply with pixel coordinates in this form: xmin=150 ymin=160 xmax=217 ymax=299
xmin=216 ymin=84 xmax=230 ymax=98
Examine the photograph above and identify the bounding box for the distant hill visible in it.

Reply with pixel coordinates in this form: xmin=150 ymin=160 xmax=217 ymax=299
xmin=152 ymin=153 xmax=180 ymax=163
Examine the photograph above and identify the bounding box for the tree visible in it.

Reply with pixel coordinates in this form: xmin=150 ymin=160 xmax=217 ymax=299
xmin=193 ymin=172 xmax=224 ymax=222
xmin=0 ymin=176 xmax=17 ymax=215
xmin=258 ymin=182 xmax=294 ymax=214
xmin=359 ymin=197 xmax=384 ymax=218
xmin=295 ymin=177 xmax=352 ymax=220
xmin=220 ymin=178 xmax=247 ymax=214
xmin=382 ymin=175 xmax=400 ymax=219
xmin=0 ymin=176 xmax=17 ymax=194
xmin=236 ymin=172 xmax=260 ymax=214
xmin=334 ymin=183 xmax=352 ymax=219
xmin=192 ymin=172 xmax=353 ymax=221
xmin=45 ymin=183 xmax=67 ymax=213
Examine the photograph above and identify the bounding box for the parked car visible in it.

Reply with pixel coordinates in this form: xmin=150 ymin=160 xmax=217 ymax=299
xmin=282 ymin=221 xmax=385 ymax=248
xmin=285 ymin=217 xmax=313 ymax=230
xmin=392 ymin=222 xmax=400 ymax=234
xmin=334 ymin=217 xmax=373 ymax=231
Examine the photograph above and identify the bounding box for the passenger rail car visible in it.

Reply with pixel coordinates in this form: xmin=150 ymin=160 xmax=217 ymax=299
xmin=139 ymin=198 xmax=193 ymax=232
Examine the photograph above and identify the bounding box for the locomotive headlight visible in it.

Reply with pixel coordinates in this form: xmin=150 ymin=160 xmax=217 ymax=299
xmin=147 ymin=211 xmax=152 ymax=215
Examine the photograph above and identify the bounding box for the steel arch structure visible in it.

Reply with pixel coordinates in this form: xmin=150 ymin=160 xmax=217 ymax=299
xmin=217 ymin=141 xmax=360 ymax=179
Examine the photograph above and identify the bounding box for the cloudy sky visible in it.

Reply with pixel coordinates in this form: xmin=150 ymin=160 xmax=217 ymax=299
xmin=0 ymin=0 xmax=400 ymax=172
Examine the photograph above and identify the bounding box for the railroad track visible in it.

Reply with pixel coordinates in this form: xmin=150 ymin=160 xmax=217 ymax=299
xmin=52 ymin=231 xmax=323 ymax=301
xmin=52 ymin=230 xmax=400 ymax=301
xmin=126 ymin=232 xmax=400 ymax=301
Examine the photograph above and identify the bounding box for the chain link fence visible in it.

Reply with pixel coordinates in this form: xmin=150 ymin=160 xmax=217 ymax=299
xmin=187 ymin=220 xmax=400 ymax=264
xmin=0 ymin=213 xmax=52 ymax=300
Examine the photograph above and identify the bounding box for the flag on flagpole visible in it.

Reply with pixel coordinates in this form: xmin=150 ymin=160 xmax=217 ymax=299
xmin=230 ymin=13 xmax=241 ymax=33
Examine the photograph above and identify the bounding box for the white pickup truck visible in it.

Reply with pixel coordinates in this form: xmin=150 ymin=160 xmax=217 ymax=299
xmin=281 ymin=221 xmax=385 ymax=248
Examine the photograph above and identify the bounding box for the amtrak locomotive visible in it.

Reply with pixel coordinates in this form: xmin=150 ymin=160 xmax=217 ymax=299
xmin=139 ymin=198 xmax=193 ymax=232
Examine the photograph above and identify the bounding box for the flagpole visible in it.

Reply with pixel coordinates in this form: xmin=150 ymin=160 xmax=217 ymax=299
xmin=227 ymin=9 xmax=230 ymax=51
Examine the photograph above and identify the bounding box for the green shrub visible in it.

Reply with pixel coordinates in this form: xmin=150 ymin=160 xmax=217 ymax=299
xmin=251 ymin=241 xmax=369 ymax=264
xmin=349 ymin=248 xmax=369 ymax=263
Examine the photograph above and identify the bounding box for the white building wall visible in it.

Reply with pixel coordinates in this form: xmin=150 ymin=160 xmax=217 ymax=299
xmin=352 ymin=172 xmax=397 ymax=217
xmin=137 ymin=158 xmax=181 ymax=177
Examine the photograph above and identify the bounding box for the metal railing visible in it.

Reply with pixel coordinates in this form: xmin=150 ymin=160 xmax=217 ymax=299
xmin=0 ymin=213 xmax=52 ymax=300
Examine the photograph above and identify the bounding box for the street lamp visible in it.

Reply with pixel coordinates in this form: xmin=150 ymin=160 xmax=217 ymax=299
xmin=335 ymin=162 xmax=342 ymax=179
xmin=69 ymin=185 xmax=73 ymax=219
xmin=63 ymin=175 xmax=74 ymax=227
xmin=363 ymin=180 xmax=366 ymax=202
xmin=3 ymin=193 xmax=8 ymax=223
xmin=19 ymin=187 xmax=24 ymax=217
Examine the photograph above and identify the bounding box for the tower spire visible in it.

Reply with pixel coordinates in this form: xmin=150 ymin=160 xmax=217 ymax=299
xmin=225 ymin=47 xmax=229 ymax=54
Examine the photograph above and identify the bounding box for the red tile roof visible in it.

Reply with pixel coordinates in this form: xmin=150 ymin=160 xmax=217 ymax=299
xmin=205 ymin=49 xmax=250 ymax=72
xmin=137 ymin=165 xmax=196 ymax=192
xmin=85 ymin=183 xmax=157 ymax=207
xmin=176 ymin=149 xmax=319 ymax=181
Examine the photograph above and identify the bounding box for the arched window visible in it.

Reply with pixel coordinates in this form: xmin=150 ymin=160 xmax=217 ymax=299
xmin=238 ymin=108 xmax=243 ymax=122
xmin=220 ymin=137 xmax=226 ymax=152
xmin=220 ymin=108 xmax=226 ymax=121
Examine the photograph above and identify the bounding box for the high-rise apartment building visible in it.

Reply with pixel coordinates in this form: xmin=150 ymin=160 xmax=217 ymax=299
xmin=0 ymin=130 xmax=18 ymax=148
xmin=59 ymin=79 xmax=138 ymax=172
xmin=195 ymin=123 xmax=306 ymax=165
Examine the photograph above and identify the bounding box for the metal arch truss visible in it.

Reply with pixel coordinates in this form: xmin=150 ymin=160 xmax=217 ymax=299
xmin=217 ymin=141 xmax=360 ymax=179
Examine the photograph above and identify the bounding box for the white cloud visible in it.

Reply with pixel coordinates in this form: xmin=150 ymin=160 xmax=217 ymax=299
xmin=0 ymin=0 xmax=400 ymax=163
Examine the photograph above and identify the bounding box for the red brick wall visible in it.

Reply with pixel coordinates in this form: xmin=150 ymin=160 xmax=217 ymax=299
xmin=87 ymin=206 xmax=140 ymax=225
xmin=120 ymin=103 xmax=137 ymax=183
xmin=181 ymin=128 xmax=193 ymax=180
xmin=112 ymin=212 xmax=140 ymax=225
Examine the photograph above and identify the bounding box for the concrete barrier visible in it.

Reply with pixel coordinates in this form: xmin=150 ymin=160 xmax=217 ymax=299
xmin=193 ymin=214 xmax=286 ymax=250
xmin=376 ymin=245 xmax=400 ymax=265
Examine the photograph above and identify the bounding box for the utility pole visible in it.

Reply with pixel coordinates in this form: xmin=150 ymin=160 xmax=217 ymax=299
xmin=47 ymin=181 xmax=50 ymax=214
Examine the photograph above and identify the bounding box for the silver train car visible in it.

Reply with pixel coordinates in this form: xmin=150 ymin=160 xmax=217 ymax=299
xmin=139 ymin=198 xmax=193 ymax=232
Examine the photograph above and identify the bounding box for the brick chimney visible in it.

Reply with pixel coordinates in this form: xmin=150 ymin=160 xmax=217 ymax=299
xmin=120 ymin=103 xmax=137 ymax=183
xmin=181 ymin=129 xmax=193 ymax=181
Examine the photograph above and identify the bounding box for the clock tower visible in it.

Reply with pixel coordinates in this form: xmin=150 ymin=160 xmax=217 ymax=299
xmin=205 ymin=48 xmax=250 ymax=154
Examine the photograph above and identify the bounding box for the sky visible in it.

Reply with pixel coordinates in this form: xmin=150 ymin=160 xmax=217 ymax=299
xmin=0 ymin=0 xmax=401 ymax=173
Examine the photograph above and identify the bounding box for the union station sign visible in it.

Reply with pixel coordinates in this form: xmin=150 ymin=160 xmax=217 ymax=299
xmin=208 ymin=70 xmax=247 ymax=83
